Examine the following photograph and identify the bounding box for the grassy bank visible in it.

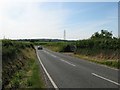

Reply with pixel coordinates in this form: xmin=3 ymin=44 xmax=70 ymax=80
xmin=74 ymin=54 xmax=119 ymax=69
xmin=2 ymin=40 xmax=44 ymax=89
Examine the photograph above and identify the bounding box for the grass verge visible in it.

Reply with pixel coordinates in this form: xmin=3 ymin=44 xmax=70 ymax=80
xmin=74 ymin=54 xmax=119 ymax=69
xmin=7 ymin=49 xmax=44 ymax=88
xmin=8 ymin=58 xmax=44 ymax=88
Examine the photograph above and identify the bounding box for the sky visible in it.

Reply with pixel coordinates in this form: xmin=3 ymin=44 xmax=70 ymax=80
xmin=0 ymin=1 xmax=118 ymax=40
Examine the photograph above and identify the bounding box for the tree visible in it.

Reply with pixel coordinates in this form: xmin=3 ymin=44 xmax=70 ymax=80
xmin=91 ymin=30 xmax=113 ymax=39
xmin=91 ymin=32 xmax=100 ymax=39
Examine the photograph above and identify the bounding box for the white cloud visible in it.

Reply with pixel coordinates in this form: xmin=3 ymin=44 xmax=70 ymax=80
xmin=1 ymin=2 xmax=71 ymax=39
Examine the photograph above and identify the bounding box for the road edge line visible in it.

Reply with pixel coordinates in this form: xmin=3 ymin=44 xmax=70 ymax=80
xmin=36 ymin=50 xmax=59 ymax=89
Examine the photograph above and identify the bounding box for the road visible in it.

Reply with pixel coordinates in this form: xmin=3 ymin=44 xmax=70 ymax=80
xmin=36 ymin=48 xmax=119 ymax=88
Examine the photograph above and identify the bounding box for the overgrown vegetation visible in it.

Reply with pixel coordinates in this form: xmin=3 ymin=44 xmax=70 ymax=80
xmin=2 ymin=40 xmax=44 ymax=89
xmin=75 ymin=30 xmax=119 ymax=60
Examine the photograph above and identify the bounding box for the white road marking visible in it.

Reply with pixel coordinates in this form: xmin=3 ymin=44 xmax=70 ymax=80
xmin=36 ymin=50 xmax=59 ymax=89
xmin=44 ymin=50 xmax=50 ymax=54
xmin=44 ymin=51 xmax=76 ymax=67
xmin=60 ymin=59 xmax=76 ymax=67
xmin=44 ymin=50 xmax=57 ymax=57
xmin=92 ymin=73 xmax=120 ymax=86
xmin=50 ymin=54 xmax=57 ymax=58
xmin=44 ymin=50 xmax=76 ymax=67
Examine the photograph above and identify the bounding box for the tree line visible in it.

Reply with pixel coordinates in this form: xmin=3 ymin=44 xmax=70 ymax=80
xmin=76 ymin=30 xmax=119 ymax=50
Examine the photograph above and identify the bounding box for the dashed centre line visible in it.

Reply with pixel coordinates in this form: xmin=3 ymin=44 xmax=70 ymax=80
xmin=40 ymin=49 xmax=119 ymax=88
xmin=44 ymin=50 xmax=76 ymax=67
xmin=92 ymin=73 xmax=120 ymax=86
xmin=50 ymin=54 xmax=57 ymax=58
xmin=59 ymin=58 xmax=76 ymax=67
